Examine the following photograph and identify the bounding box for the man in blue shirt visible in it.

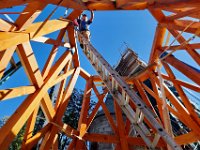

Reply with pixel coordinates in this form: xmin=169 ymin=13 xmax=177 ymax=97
xmin=75 ymin=11 xmax=94 ymax=49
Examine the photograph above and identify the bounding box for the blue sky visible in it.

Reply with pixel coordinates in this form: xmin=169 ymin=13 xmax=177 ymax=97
xmin=0 ymin=4 xmax=199 ymax=118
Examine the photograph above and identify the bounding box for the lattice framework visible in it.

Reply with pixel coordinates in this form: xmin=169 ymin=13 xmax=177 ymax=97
xmin=0 ymin=1 xmax=200 ymax=150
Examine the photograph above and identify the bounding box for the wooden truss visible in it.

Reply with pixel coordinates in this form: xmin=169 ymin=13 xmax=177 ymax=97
xmin=0 ymin=0 xmax=200 ymax=150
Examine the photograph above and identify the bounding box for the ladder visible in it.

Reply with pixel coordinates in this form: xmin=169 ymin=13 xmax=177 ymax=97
xmin=77 ymin=32 xmax=182 ymax=150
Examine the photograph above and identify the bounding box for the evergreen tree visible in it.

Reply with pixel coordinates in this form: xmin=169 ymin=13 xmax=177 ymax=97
xmin=0 ymin=116 xmax=26 ymax=150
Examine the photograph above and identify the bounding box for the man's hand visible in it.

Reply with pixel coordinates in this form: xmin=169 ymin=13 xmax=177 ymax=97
xmin=73 ymin=19 xmax=79 ymax=26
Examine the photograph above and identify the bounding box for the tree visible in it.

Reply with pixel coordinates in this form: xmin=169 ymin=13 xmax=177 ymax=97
xmin=0 ymin=116 xmax=9 ymax=128
xmin=0 ymin=116 xmax=26 ymax=150
xmin=9 ymin=125 xmax=26 ymax=150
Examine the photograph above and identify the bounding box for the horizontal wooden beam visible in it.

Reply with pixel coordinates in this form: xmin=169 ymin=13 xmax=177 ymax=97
xmin=162 ymin=7 xmax=200 ymax=20
xmin=32 ymin=36 xmax=71 ymax=48
xmin=49 ymin=122 xmax=79 ymax=138
xmin=161 ymin=73 xmax=200 ymax=93
xmin=153 ymin=0 xmax=200 ymax=9
xmin=1 ymin=0 xmax=200 ymax=11
xmin=162 ymin=43 xmax=200 ymax=51
xmin=161 ymin=53 xmax=200 ymax=85
xmin=127 ymin=136 xmax=166 ymax=147
xmin=0 ymin=0 xmax=28 ymax=9
xmin=175 ymin=131 xmax=200 ymax=145
xmin=83 ymin=133 xmax=119 ymax=143
xmin=0 ymin=86 xmax=36 ymax=101
xmin=0 ymin=19 xmax=70 ymax=51
xmin=162 ymin=20 xmax=200 ymax=35
xmin=166 ymin=8 xmax=200 ymax=21
xmin=84 ymin=133 xmax=167 ymax=147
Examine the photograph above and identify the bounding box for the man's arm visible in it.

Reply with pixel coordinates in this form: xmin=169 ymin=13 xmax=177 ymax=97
xmin=89 ymin=10 xmax=94 ymax=22
xmin=73 ymin=19 xmax=79 ymax=26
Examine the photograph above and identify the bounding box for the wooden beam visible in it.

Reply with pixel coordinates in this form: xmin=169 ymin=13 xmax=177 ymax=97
xmin=0 ymin=19 xmax=70 ymax=51
xmin=116 ymin=0 xmax=129 ymax=8
xmin=41 ymin=10 xmax=81 ymax=78
xmin=163 ymin=20 xmax=200 ymax=36
xmin=148 ymin=25 xmax=166 ymax=64
xmin=21 ymin=105 xmax=40 ymax=149
xmin=32 ymin=36 xmax=71 ymax=48
xmin=150 ymin=72 xmax=200 ymax=135
xmin=122 ymin=2 xmax=148 ymax=10
xmin=52 ymin=138 xmax=58 ymax=150
xmin=114 ymin=101 xmax=129 ymax=150
xmin=54 ymin=62 xmax=72 ymax=110
xmin=0 ymin=0 xmax=200 ymax=11
xmin=161 ymin=51 xmax=200 ymax=85
xmin=0 ymin=46 xmax=16 ymax=79
xmin=166 ymin=8 xmax=200 ymax=21
xmin=127 ymin=136 xmax=166 ymax=147
xmin=87 ymin=94 xmax=106 ymax=127
xmin=79 ymin=67 xmax=91 ymax=80
xmin=40 ymin=131 xmax=51 ymax=149
xmin=148 ymin=8 xmax=166 ymax=23
xmin=61 ymin=123 xmax=79 ymax=137
xmin=162 ymin=7 xmax=200 ymax=20
xmin=134 ymin=79 xmax=163 ymax=131
xmin=83 ymin=133 xmax=119 ymax=143
xmin=87 ymin=3 xmax=116 ymax=10
xmin=0 ymin=19 xmax=17 ymax=31
xmin=62 ymin=0 xmax=87 ymax=10
xmin=152 ymin=0 xmax=200 ymax=9
xmin=48 ymin=68 xmax=75 ymax=88
xmin=42 ymin=68 xmax=80 ymax=150
xmin=141 ymin=81 xmax=186 ymax=124
xmin=101 ymin=102 xmax=118 ymax=134
xmin=162 ymin=43 xmax=200 ymax=51
xmin=0 ymin=86 xmax=36 ymax=101
xmin=15 ymin=1 xmax=46 ymax=31
xmin=67 ymin=138 xmax=76 ymax=150
xmin=175 ymin=131 xmax=200 ymax=145
xmin=77 ymin=78 xmax=92 ymax=138
xmin=167 ymin=29 xmax=200 ymax=65
xmin=0 ymin=0 xmax=28 ymax=9
xmin=0 ymin=46 xmax=72 ymax=149
xmin=24 ymin=124 xmax=51 ymax=149
xmin=67 ymin=26 xmax=80 ymax=67
xmin=161 ymin=73 xmax=200 ymax=93
xmin=162 ymin=62 xmax=200 ymax=125
xmin=17 ymin=42 xmax=55 ymax=120
xmin=42 ymin=28 xmax=68 ymax=79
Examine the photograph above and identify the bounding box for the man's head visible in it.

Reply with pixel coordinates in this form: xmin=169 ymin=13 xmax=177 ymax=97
xmin=81 ymin=14 xmax=87 ymax=21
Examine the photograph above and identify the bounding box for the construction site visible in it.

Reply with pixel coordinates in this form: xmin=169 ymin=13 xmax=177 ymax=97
xmin=0 ymin=1 xmax=200 ymax=150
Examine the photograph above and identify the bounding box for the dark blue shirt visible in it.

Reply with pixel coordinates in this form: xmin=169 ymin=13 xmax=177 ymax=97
xmin=77 ymin=19 xmax=92 ymax=31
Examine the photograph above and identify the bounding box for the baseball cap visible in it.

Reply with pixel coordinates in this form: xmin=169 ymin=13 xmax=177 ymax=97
xmin=82 ymin=14 xmax=87 ymax=16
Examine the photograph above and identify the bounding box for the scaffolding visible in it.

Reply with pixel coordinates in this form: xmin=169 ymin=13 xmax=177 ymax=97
xmin=0 ymin=1 xmax=200 ymax=150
